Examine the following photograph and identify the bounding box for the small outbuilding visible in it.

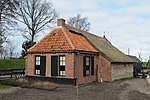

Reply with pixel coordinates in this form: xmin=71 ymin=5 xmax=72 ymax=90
xmin=25 ymin=19 xmax=134 ymax=85
xmin=127 ymin=55 xmax=143 ymax=77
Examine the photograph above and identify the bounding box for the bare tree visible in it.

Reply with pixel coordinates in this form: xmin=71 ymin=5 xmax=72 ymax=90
xmin=2 ymin=41 xmax=16 ymax=58
xmin=0 ymin=0 xmax=18 ymax=56
xmin=9 ymin=43 xmax=16 ymax=58
xmin=16 ymin=0 xmax=58 ymax=44
xmin=67 ymin=14 xmax=90 ymax=31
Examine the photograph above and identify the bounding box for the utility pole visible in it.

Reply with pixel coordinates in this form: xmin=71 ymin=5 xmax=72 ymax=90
xmin=128 ymin=48 xmax=130 ymax=55
xmin=75 ymin=52 xmax=79 ymax=100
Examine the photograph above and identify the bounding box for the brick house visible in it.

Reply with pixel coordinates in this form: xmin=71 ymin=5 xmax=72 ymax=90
xmin=26 ymin=19 xmax=134 ymax=85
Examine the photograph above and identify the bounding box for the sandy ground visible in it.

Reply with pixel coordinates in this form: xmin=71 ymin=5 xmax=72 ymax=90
xmin=0 ymin=78 xmax=150 ymax=100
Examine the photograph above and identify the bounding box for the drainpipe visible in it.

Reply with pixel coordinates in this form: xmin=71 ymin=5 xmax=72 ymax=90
xmin=75 ymin=52 xmax=79 ymax=99
xmin=98 ymin=54 xmax=103 ymax=82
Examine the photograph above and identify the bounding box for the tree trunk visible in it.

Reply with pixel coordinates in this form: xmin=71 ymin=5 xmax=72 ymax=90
xmin=31 ymin=30 xmax=35 ymax=46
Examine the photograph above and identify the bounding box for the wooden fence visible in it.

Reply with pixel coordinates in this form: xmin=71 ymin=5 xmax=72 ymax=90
xmin=0 ymin=68 xmax=25 ymax=79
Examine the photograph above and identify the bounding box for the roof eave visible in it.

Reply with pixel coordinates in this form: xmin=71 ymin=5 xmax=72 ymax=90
xmin=27 ymin=50 xmax=98 ymax=55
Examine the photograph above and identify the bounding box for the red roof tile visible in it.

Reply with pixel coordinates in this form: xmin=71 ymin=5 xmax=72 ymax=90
xmin=28 ymin=28 xmax=97 ymax=53
xmin=63 ymin=28 xmax=97 ymax=52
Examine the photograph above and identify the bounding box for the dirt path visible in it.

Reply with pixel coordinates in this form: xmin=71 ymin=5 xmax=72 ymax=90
xmin=123 ymin=78 xmax=150 ymax=95
xmin=119 ymin=78 xmax=150 ymax=100
xmin=0 ymin=79 xmax=150 ymax=100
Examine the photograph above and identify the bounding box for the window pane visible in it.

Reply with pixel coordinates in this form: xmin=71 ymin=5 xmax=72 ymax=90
xmin=60 ymin=71 xmax=65 ymax=75
xmin=86 ymin=57 xmax=90 ymax=66
xmin=36 ymin=70 xmax=40 ymax=75
xmin=86 ymin=57 xmax=89 ymax=61
xmin=86 ymin=61 xmax=89 ymax=66
xmin=63 ymin=57 xmax=65 ymax=60
xmin=60 ymin=71 xmax=62 ymax=75
xmin=36 ymin=61 xmax=40 ymax=65
xmin=36 ymin=56 xmax=40 ymax=65
xmin=60 ymin=56 xmax=65 ymax=66
xmin=60 ymin=62 xmax=62 ymax=66
xmin=86 ymin=70 xmax=90 ymax=75
xmin=60 ymin=56 xmax=63 ymax=60
xmin=62 ymin=71 xmax=65 ymax=75
xmin=62 ymin=61 xmax=65 ymax=66
xmin=36 ymin=57 xmax=40 ymax=60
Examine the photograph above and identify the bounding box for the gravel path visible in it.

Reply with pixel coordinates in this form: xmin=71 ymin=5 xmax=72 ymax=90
xmin=0 ymin=79 xmax=150 ymax=100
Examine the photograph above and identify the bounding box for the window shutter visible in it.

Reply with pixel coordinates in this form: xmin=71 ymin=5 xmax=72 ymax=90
xmin=83 ymin=56 xmax=86 ymax=77
xmin=91 ymin=57 xmax=94 ymax=75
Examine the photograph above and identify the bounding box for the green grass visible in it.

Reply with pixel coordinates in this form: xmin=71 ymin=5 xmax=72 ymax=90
xmin=0 ymin=83 xmax=12 ymax=89
xmin=113 ymin=77 xmax=135 ymax=83
xmin=0 ymin=79 xmax=16 ymax=90
xmin=0 ymin=59 xmax=25 ymax=70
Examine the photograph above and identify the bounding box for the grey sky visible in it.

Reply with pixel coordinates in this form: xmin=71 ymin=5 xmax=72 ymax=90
xmin=9 ymin=0 xmax=150 ymax=61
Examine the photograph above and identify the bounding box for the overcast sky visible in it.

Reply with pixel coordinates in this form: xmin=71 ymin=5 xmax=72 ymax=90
xmin=50 ymin=0 xmax=150 ymax=61
xmin=10 ymin=0 xmax=150 ymax=61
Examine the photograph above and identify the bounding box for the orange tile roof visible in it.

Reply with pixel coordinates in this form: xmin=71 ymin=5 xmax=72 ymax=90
xmin=63 ymin=28 xmax=97 ymax=52
xmin=28 ymin=28 xmax=97 ymax=53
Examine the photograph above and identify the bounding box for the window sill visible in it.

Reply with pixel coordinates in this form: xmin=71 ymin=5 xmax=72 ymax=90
xmin=59 ymin=75 xmax=66 ymax=77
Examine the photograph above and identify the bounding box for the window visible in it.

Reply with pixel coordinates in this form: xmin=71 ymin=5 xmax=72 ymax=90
xmin=36 ymin=56 xmax=40 ymax=65
xmin=83 ymin=56 xmax=90 ymax=76
xmin=59 ymin=56 xmax=65 ymax=76
xmin=60 ymin=56 xmax=65 ymax=66
xmin=83 ymin=56 xmax=94 ymax=76
xmin=35 ymin=56 xmax=40 ymax=75
xmin=86 ymin=57 xmax=90 ymax=66
xmin=35 ymin=70 xmax=40 ymax=75
xmin=85 ymin=57 xmax=90 ymax=75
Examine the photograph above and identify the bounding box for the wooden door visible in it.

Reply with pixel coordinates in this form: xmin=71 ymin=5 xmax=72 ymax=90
xmin=40 ymin=56 xmax=46 ymax=76
xmin=51 ymin=56 xmax=58 ymax=76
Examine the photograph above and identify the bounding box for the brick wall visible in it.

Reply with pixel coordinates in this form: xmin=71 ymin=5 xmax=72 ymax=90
xmin=25 ymin=54 xmax=35 ymax=76
xmin=111 ymin=63 xmax=133 ymax=81
xmin=25 ymin=53 xmax=75 ymax=78
xmin=26 ymin=53 xmax=133 ymax=84
xmin=75 ymin=53 xmax=97 ymax=84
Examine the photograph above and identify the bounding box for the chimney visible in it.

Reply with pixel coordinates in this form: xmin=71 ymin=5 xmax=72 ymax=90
xmin=57 ymin=19 xmax=65 ymax=27
xmin=103 ymin=35 xmax=106 ymax=38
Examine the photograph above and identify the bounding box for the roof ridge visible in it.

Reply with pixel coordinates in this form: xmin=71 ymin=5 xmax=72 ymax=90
xmin=65 ymin=24 xmax=103 ymax=38
xmin=62 ymin=28 xmax=76 ymax=50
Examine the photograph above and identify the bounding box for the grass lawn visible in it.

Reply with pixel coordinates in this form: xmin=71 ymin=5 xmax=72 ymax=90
xmin=0 ymin=83 xmax=12 ymax=90
xmin=0 ymin=59 xmax=25 ymax=70
xmin=0 ymin=59 xmax=25 ymax=90
xmin=0 ymin=79 xmax=16 ymax=90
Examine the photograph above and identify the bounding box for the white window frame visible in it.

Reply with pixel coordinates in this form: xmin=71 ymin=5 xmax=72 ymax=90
xmin=60 ymin=71 xmax=65 ymax=76
xmin=59 ymin=56 xmax=66 ymax=76
xmin=35 ymin=56 xmax=41 ymax=75
xmin=35 ymin=70 xmax=40 ymax=75
xmin=36 ymin=56 xmax=40 ymax=65
xmin=60 ymin=56 xmax=65 ymax=66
